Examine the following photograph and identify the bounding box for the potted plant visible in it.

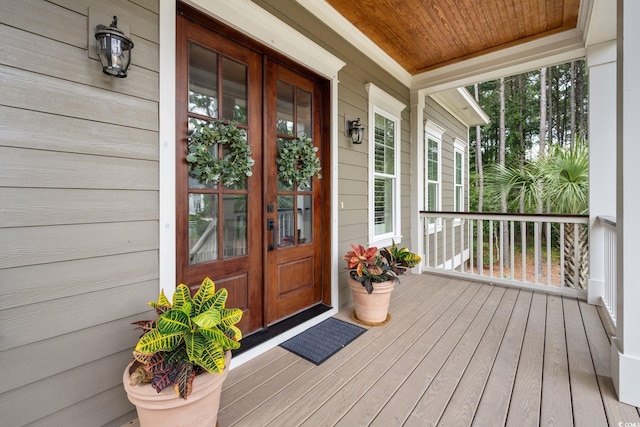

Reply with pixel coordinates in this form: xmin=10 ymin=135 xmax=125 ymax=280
xmin=123 ymin=277 xmax=242 ymax=427
xmin=344 ymin=241 xmax=421 ymax=324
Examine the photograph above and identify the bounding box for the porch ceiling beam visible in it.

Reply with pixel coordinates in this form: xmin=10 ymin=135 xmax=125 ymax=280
xmin=413 ymin=29 xmax=586 ymax=95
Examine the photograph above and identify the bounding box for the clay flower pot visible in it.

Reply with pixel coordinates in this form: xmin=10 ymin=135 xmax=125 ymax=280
xmin=123 ymin=351 xmax=231 ymax=427
xmin=348 ymin=277 xmax=395 ymax=324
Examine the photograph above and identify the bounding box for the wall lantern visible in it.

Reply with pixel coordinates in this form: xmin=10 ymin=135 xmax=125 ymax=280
xmin=95 ymin=16 xmax=134 ymax=78
xmin=347 ymin=118 xmax=365 ymax=144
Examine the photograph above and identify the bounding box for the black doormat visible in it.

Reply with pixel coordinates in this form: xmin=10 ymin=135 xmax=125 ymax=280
xmin=279 ymin=318 xmax=366 ymax=365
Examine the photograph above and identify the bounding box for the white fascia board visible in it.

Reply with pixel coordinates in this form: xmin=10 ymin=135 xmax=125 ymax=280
xmin=186 ymin=0 xmax=345 ymax=79
xmin=413 ymin=29 xmax=586 ymax=94
xmin=296 ymin=0 xmax=411 ymax=86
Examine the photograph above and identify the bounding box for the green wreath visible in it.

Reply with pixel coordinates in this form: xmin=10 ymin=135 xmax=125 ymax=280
xmin=187 ymin=119 xmax=255 ymax=187
xmin=277 ymin=135 xmax=322 ymax=190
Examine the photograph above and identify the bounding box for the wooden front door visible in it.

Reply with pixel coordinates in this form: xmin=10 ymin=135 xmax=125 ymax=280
xmin=176 ymin=9 xmax=328 ymax=336
xmin=264 ymin=60 xmax=325 ymax=325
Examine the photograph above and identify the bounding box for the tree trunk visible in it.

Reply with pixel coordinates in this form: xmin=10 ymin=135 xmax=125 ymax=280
xmin=499 ymin=77 xmax=509 ymax=268
xmin=475 ymin=84 xmax=484 ymax=271
xmin=537 ymin=68 xmax=547 ymax=276
xmin=570 ymin=61 xmax=576 ymax=147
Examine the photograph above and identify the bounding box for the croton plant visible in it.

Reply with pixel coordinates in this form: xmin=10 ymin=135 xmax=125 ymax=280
xmin=344 ymin=240 xmax=421 ymax=294
xmin=128 ymin=277 xmax=242 ymax=399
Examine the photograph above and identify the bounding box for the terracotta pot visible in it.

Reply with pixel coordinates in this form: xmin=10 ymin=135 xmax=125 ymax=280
xmin=348 ymin=277 xmax=395 ymax=324
xmin=123 ymin=351 xmax=231 ymax=427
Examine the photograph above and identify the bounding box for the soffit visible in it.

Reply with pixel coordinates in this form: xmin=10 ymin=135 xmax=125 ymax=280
xmin=324 ymin=0 xmax=581 ymax=75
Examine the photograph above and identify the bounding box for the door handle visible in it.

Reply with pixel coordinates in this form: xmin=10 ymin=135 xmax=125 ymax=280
xmin=267 ymin=219 xmax=276 ymax=251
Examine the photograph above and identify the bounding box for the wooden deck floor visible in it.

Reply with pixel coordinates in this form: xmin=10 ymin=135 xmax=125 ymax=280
xmin=218 ymin=275 xmax=640 ymax=426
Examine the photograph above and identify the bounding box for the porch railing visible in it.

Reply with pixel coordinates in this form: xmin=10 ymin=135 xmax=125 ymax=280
xmin=419 ymin=211 xmax=589 ymax=297
xmin=599 ymin=216 xmax=617 ymax=326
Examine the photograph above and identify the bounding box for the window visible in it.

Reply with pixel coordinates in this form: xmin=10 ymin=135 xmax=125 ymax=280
xmin=367 ymin=83 xmax=406 ymax=245
xmin=424 ymin=121 xmax=444 ymax=232
xmin=454 ymin=140 xmax=465 ymax=212
xmin=373 ymin=112 xmax=396 ymax=237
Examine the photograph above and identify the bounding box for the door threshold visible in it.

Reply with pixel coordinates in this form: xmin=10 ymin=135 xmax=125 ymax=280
xmin=233 ymin=304 xmax=332 ymax=356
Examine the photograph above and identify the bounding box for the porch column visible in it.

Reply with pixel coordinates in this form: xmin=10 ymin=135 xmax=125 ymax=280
xmin=586 ymin=40 xmax=616 ymax=305
xmin=410 ymin=89 xmax=425 ymax=273
xmin=613 ymin=0 xmax=640 ymax=407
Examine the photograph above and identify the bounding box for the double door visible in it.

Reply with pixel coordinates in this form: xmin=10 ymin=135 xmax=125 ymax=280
xmin=176 ymin=12 xmax=328 ymax=334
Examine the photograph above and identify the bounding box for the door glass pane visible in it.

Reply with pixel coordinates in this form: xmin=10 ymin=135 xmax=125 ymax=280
xmin=223 ymin=195 xmax=247 ymax=258
xmin=188 ymin=43 xmax=218 ymax=117
xmin=277 ymin=138 xmax=295 ymax=191
xmin=189 ymin=194 xmax=218 ymax=264
xmin=374 ymin=177 xmax=393 ymax=235
xmin=296 ymin=88 xmax=312 ymax=138
xmin=297 ymin=195 xmax=312 ymax=243
xmin=374 ymin=114 xmax=395 ymax=175
xmin=188 ymin=119 xmax=217 ymax=189
xmin=221 ymin=57 xmax=248 ymax=123
xmin=277 ymin=81 xmax=294 ymax=136
xmin=277 ymin=195 xmax=294 ymax=247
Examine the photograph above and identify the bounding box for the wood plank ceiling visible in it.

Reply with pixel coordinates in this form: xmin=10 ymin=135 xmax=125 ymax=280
xmin=325 ymin=0 xmax=581 ymax=74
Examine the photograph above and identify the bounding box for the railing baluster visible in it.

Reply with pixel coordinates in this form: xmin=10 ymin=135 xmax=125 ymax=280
xmin=546 ymin=221 xmax=552 ymax=285
xmin=510 ymin=221 xmax=515 ymax=280
xmin=489 ymin=220 xmax=494 ymax=277
xmin=478 ymin=220 xmax=483 ymax=276
xmin=469 ymin=219 xmax=474 ymax=274
xmin=443 ymin=219 xmax=447 ymax=269
xmin=574 ymin=223 xmax=580 ymax=289
xmin=451 ymin=219 xmax=455 ymax=270
xmin=425 ymin=216 xmax=430 ymax=268
xmin=534 ymin=221 xmax=539 ymax=284
xmin=522 ymin=221 xmax=527 ymax=282
xmin=499 ymin=220 xmax=504 ymax=279
xmin=560 ymin=224 xmax=565 ymax=287
xmin=460 ymin=219 xmax=465 ymax=273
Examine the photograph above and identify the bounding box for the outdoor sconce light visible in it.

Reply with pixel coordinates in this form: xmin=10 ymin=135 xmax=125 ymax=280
xmin=95 ymin=16 xmax=134 ymax=78
xmin=347 ymin=118 xmax=365 ymax=144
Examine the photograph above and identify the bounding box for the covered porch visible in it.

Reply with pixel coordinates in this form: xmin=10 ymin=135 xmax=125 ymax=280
xmin=218 ymin=274 xmax=639 ymax=426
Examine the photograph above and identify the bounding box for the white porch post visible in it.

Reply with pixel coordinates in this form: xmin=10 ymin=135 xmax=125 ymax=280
xmin=410 ymin=89 xmax=426 ymax=273
xmin=586 ymin=41 xmax=616 ymax=305
xmin=613 ymin=0 xmax=640 ymax=407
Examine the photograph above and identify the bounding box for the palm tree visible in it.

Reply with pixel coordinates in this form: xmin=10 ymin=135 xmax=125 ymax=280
xmin=486 ymin=140 xmax=589 ymax=288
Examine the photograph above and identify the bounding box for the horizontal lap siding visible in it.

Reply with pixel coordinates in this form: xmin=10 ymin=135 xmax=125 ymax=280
xmin=0 ymin=1 xmax=159 ymax=426
xmin=424 ymin=97 xmax=470 ymax=267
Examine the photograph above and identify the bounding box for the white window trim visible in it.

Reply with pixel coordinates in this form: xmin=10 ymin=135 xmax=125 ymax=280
xmin=454 ymin=138 xmax=466 ymax=211
xmin=366 ymin=83 xmax=406 ymax=247
xmin=425 ymin=120 xmax=444 ymax=234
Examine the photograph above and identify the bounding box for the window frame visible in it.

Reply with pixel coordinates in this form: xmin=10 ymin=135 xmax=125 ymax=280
xmin=454 ymin=139 xmax=465 ymax=213
xmin=424 ymin=120 xmax=445 ymax=234
xmin=366 ymin=83 xmax=406 ymax=247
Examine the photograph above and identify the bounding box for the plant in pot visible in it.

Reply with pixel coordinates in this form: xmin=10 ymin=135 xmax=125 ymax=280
xmin=123 ymin=277 xmax=242 ymax=427
xmin=344 ymin=241 xmax=421 ymax=325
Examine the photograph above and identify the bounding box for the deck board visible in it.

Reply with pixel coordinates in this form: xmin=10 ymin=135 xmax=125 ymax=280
xmin=540 ymin=294 xmax=573 ymax=426
xmin=219 ymin=275 xmax=640 ymax=427
xmin=438 ymin=287 xmax=519 ymax=426
xmin=472 ymin=290 xmax=532 ymax=426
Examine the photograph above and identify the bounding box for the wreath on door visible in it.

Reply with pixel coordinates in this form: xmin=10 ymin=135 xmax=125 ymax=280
xmin=186 ymin=119 xmax=255 ymax=187
xmin=276 ymin=135 xmax=322 ymax=190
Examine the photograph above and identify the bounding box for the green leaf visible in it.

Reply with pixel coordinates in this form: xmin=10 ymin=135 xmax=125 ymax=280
xmin=172 ymin=284 xmax=192 ymax=311
xmin=135 ymin=329 xmax=184 ymax=354
xmin=198 ymin=340 xmax=226 ymax=373
xmin=157 ymin=309 xmax=190 ymax=334
xmin=219 ymin=307 xmax=243 ymax=328
xmin=184 ymin=330 xmax=205 ymax=363
xmin=192 ymin=277 xmax=216 ymax=315
xmin=199 ymin=327 xmax=241 ymax=350
xmin=193 ymin=309 xmax=222 ymax=329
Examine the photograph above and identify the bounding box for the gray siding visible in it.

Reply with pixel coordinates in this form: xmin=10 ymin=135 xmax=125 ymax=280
xmin=0 ymin=0 xmax=159 ymax=425
xmin=424 ymin=96 xmax=471 ymax=267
